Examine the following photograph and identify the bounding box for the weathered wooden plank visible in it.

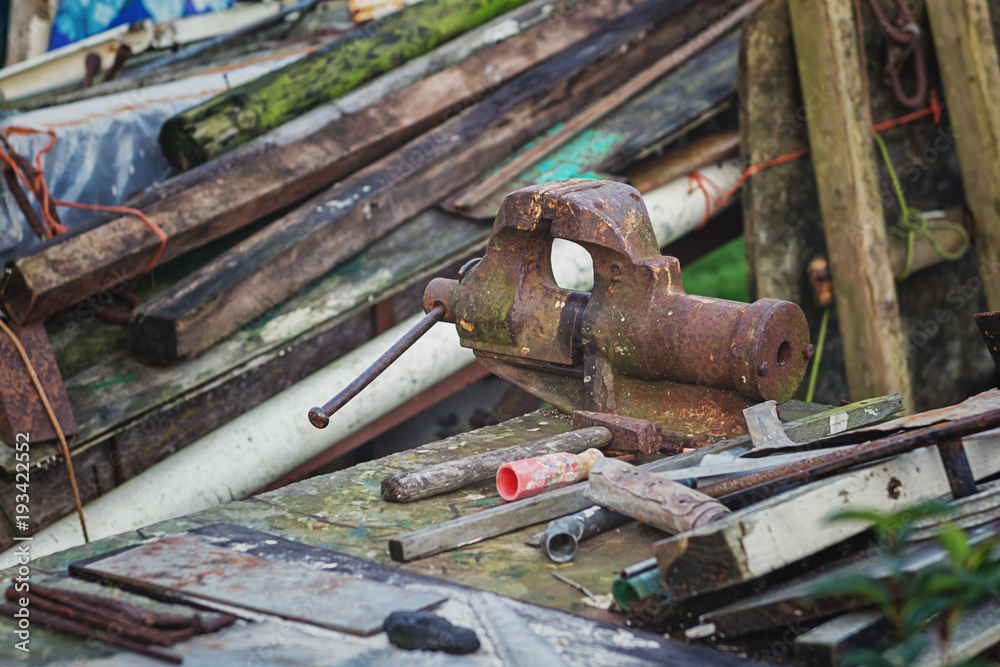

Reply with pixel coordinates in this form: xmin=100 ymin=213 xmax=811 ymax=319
xmin=787 ymin=0 xmax=912 ymax=409
xmin=4 ymin=0 xmax=51 ymax=66
xmin=0 ymin=0 xmax=597 ymax=326
xmin=447 ymin=27 xmax=740 ymax=220
xmin=159 ymin=0 xmax=535 ymax=169
xmin=128 ymin=0 xmax=725 ymax=363
xmin=927 ymin=0 xmax=1000 ymax=312
xmin=794 ymin=611 xmax=887 ymax=667
xmin=654 ymin=434 xmax=1000 ymax=601
xmin=449 ymin=4 xmax=752 ymax=211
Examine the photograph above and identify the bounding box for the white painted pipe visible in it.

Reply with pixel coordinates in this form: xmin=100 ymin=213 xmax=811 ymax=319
xmin=551 ymin=158 xmax=742 ymax=289
xmin=2 ymin=160 xmax=742 ymax=567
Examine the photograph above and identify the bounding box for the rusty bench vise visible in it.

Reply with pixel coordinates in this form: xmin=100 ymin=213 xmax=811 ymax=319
xmin=310 ymin=179 xmax=812 ymax=439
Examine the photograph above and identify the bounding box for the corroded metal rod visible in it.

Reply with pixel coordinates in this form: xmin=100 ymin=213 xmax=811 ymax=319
xmin=702 ymin=407 xmax=1000 ymax=504
xmin=308 ymin=304 xmax=446 ymax=428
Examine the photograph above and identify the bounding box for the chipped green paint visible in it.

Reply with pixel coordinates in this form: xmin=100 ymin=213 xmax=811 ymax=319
xmin=90 ymin=373 xmax=136 ymax=390
xmin=160 ymin=0 xmax=533 ymax=169
xmin=493 ymin=564 xmax=529 ymax=580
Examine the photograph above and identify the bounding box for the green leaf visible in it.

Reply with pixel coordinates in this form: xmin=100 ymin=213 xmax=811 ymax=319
xmin=937 ymin=523 xmax=972 ymax=567
xmin=808 ymin=573 xmax=891 ymax=612
xmin=828 ymin=508 xmax=892 ymax=528
xmin=901 ymin=595 xmax=951 ymax=636
xmin=841 ymin=649 xmax=897 ymax=667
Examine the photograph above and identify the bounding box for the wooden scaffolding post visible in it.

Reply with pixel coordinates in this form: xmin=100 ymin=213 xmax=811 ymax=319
xmin=786 ymin=0 xmax=912 ymax=410
xmin=927 ymin=0 xmax=1000 ymax=313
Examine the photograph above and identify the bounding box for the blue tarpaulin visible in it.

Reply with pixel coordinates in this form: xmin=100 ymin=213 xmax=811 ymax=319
xmin=49 ymin=0 xmax=233 ymax=50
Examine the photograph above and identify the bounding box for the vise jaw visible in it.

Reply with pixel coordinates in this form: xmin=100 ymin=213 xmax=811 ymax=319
xmin=424 ymin=180 xmax=812 ymax=438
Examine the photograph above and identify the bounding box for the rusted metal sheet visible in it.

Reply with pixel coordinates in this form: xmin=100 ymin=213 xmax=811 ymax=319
xmin=77 ymin=536 xmax=447 ymax=636
xmin=0 ymin=317 xmax=77 ymax=447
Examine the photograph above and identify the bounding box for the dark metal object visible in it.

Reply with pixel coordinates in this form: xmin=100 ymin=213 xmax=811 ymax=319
xmin=541 ymin=505 xmax=628 ymax=563
xmin=93 ymin=288 xmax=143 ymax=325
xmin=571 ymin=410 xmax=661 ymax=455
xmin=5 ymin=587 xmax=181 ymax=646
xmin=0 ymin=316 xmax=78 ymax=448
xmin=702 ymin=407 xmax=1000 ymax=506
xmin=862 ymin=0 xmax=926 ymax=109
xmin=0 ymin=602 xmax=182 ymax=664
xmin=2 ymin=163 xmax=47 ymax=239
xmin=29 ymin=582 xmax=213 ymax=630
xmin=935 ymin=437 xmax=977 ymax=499
xmin=422 ymin=180 xmax=811 ymax=436
xmin=974 ymin=311 xmax=1000 ymax=372
xmin=383 ymin=611 xmax=480 ymax=654
xmin=309 ymin=303 xmax=446 ymax=428
xmin=102 ymin=43 xmax=133 ymax=83
xmin=82 ymin=52 xmax=101 ymax=89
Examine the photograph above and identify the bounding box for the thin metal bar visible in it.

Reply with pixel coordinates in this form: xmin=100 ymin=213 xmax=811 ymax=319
xmin=308 ymin=304 xmax=446 ymax=428
xmin=936 ymin=437 xmax=978 ymax=499
xmin=707 ymin=408 xmax=1000 ymax=505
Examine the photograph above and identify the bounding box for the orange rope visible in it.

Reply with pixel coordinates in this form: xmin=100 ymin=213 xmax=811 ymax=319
xmin=872 ymin=90 xmax=942 ymax=132
xmin=1 ymin=126 xmax=168 ymax=273
xmin=688 ymin=170 xmax=727 ymax=228
xmin=718 ymin=148 xmax=810 ymax=207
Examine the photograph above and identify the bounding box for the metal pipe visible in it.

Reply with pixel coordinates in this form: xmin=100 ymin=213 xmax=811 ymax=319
xmin=309 ymin=303 xmax=445 ymax=428
xmin=542 ymin=506 xmax=629 ymax=563
xmin=612 ymin=568 xmax=666 ymax=612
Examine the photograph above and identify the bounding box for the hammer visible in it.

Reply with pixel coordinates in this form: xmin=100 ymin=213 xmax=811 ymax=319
xmin=381 ymin=411 xmax=668 ymax=503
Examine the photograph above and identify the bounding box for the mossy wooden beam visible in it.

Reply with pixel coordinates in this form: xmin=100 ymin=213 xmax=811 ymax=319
xmin=159 ymin=0 xmax=532 ymax=170
xmin=786 ymin=0 xmax=913 ymax=410
xmin=927 ymin=0 xmax=1000 ymax=312
xmin=0 ymin=0 xmax=605 ymax=326
xmin=129 ymin=0 xmax=721 ymax=364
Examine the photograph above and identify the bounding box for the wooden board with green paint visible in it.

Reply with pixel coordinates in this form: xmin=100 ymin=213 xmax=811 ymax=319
xmin=159 ymin=0 xmax=534 ymax=169
xmin=446 ymin=27 xmax=740 ymax=220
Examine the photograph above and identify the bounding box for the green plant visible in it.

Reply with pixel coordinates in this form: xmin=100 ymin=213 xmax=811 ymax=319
xmin=808 ymin=500 xmax=1000 ymax=666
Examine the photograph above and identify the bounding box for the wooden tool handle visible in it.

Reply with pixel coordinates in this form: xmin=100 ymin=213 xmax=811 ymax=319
xmin=583 ymin=458 xmax=730 ymax=534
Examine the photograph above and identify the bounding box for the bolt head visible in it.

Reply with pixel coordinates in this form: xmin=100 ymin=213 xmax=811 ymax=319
xmin=757 ymin=362 xmax=769 ymax=377
xmin=308 ymin=407 xmax=330 ymax=429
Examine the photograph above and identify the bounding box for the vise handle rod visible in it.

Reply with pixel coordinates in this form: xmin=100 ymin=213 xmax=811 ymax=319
xmin=308 ymin=303 xmax=446 ymax=429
